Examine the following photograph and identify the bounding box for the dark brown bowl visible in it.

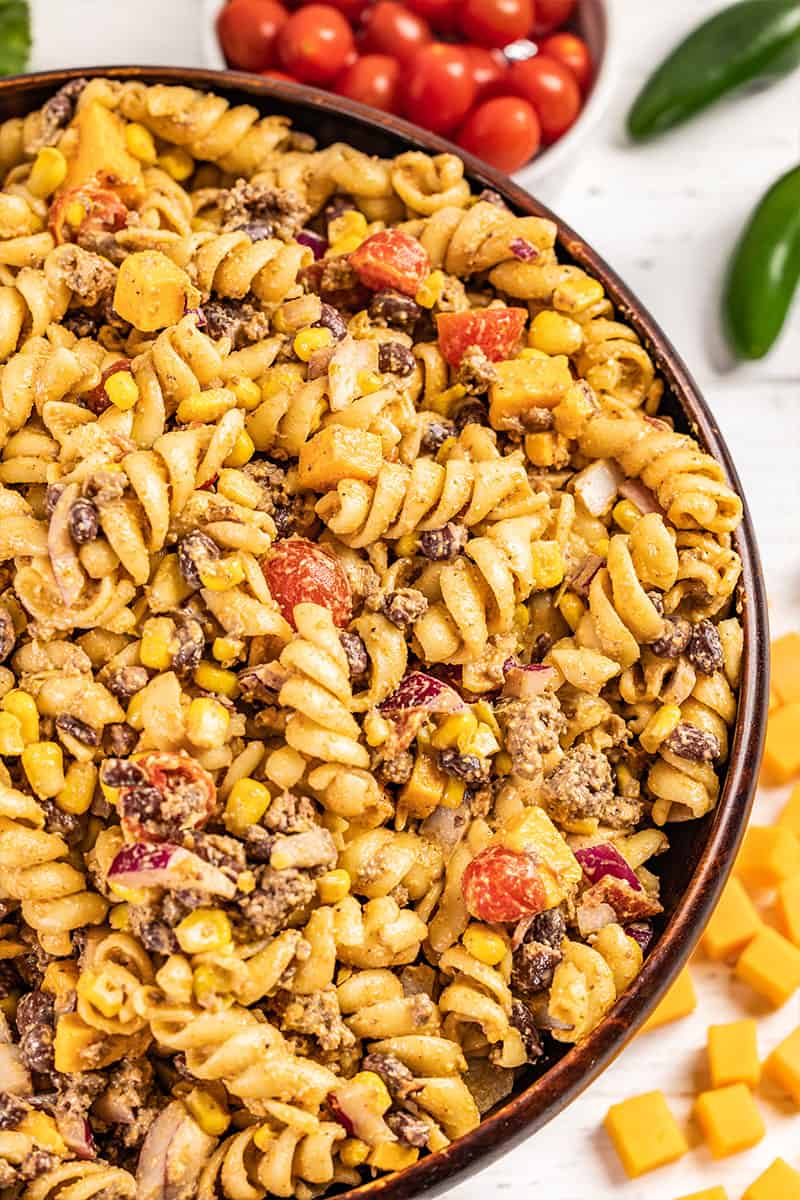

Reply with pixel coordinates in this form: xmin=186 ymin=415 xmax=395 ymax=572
xmin=1 ymin=65 xmax=769 ymax=1199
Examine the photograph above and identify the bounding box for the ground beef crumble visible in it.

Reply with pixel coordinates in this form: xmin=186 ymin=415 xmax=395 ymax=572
xmin=496 ymin=693 xmax=566 ymax=780
xmin=541 ymin=743 xmax=642 ymax=829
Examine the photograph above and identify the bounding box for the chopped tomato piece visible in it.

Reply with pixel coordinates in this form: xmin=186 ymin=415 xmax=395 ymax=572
xmin=49 ymin=182 xmax=129 ymax=246
xmin=105 ymin=750 xmax=217 ymax=843
xmin=263 ymin=538 xmax=352 ymax=629
xmin=349 ymin=229 xmax=430 ymax=297
xmin=462 ymin=844 xmax=547 ymax=923
xmin=437 ymin=307 xmax=527 ymax=366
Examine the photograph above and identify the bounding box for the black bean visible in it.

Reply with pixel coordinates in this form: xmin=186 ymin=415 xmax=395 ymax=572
xmin=649 ymin=616 xmax=692 ymax=659
xmin=368 ymin=289 xmax=422 ymax=332
xmin=105 ymin=666 xmax=149 ymax=703
xmin=510 ymin=999 xmax=543 ymax=1061
xmin=16 ymin=991 xmax=55 ymax=1074
xmin=386 ymin=1110 xmax=429 ymax=1147
xmin=437 ymin=749 xmax=490 ymax=786
xmin=528 ymin=907 xmax=566 ymax=949
xmin=378 ymin=341 xmax=415 ymax=376
xmin=339 ymin=631 xmax=369 ymax=680
xmin=687 ymin=619 xmax=724 ymax=675
xmin=67 ymin=499 xmax=99 ymax=545
xmin=172 ymin=620 xmax=204 ymax=676
xmin=420 ymin=418 xmax=456 ymax=453
xmin=119 ymin=785 xmax=164 ymax=825
xmin=55 ymin=713 xmax=100 ymax=746
xmin=45 ymin=484 xmax=65 ymax=517
xmin=314 ymin=303 xmax=347 ymax=342
xmin=100 ymin=759 xmax=147 ymax=789
xmin=454 ymin=401 xmax=488 ymax=432
xmin=0 ymin=1091 xmax=27 ymax=1130
xmin=106 ymin=722 xmax=138 ymax=757
xmin=511 ymin=942 xmax=561 ymax=996
xmin=381 ymin=588 xmax=428 ymax=631
xmin=0 ymin=605 xmax=15 ymax=662
xmin=234 ymin=219 xmax=273 ymax=241
xmin=664 ymin=722 xmax=721 ymax=763
xmin=418 ymin=523 xmax=467 ymax=562
xmin=62 ymin=311 xmax=100 ymax=340
xmin=136 ymin=920 xmax=177 ymax=956
xmin=178 ymin=531 xmax=221 ymax=589
xmin=201 ymin=298 xmax=247 ymax=342
xmin=272 ymin=505 xmax=296 ymax=538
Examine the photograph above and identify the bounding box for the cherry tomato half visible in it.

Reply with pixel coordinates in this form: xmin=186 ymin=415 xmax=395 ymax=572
xmin=539 ymin=31 xmax=593 ymax=91
xmin=506 ymin=54 xmax=581 ymax=143
xmin=360 ymin=2 xmax=433 ymax=66
xmin=263 ymin=539 xmax=352 ymax=628
xmin=437 ymin=307 xmax=528 ymax=365
xmin=404 ymin=0 xmax=460 ymax=32
xmin=404 ymin=43 xmax=476 ymax=136
xmin=532 ymin=0 xmax=575 ymax=35
xmin=462 ymin=845 xmax=547 ymax=923
xmin=457 ymin=95 xmax=541 ymax=172
xmin=217 ymin=0 xmax=289 ymax=72
xmin=349 ymin=228 xmax=430 ymax=296
xmin=277 ymin=4 xmax=355 ymax=85
xmin=459 ymin=0 xmax=534 ymax=48
xmin=49 ymin=184 xmax=129 ymax=246
xmin=462 ymin=45 xmax=507 ymax=101
xmin=335 ymin=55 xmax=401 ymax=113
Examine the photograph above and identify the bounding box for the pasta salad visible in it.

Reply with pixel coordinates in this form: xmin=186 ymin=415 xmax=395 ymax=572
xmin=0 ymin=77 xmax=744 ymax=1200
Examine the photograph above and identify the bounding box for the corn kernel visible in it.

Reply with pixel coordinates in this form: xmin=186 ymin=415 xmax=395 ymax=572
xmin=528 ymin=309 xmax=583 ymax=357
xmin=186 ymin=697 xmax=230 ymax=749
xmin=108 ymin=903 xmax=129 ymax=931
xmin=329 ymin=210 xmax=368 ymax=244
xmin=613 ymin=499 xmax=641 ymax=532
xmin=592 ymin=537 xmax=610 ymax=558
xmin=368 ymin=1144 xmax=420 ymax=1170
xmin=176 ymin=908 xmax=233 ymax=954
xmin=472 ymin=700 xmax=501 ymax=737
xmin=237 ymin=869 xmax=255 ymax=894
xmin=431 ymin=711 xmax=478 ymax=752
xmin=224 ymin=778 xmax=271 ymax=834
xmin=352 ymin=1071 xmax=392 ymax=1114
xmin=495 ymin=751 xmax=513 ymax=776
xmin=158 ymin=148 xmax=195 ymax=181
xmin=340 ymin=1139 xmax=370 ymax=1168
xmin=430 ymin=383 xmax=466 ymax=416
xmin=65 ymin=200 xmax=87 ymax=228
xmin=442 ymin=777 xmax=466 ymax=809
xmin=211 ymin=638 xmax=244 ymax=668
xmin=294 ymin=327 xmax=333 ymax=361
xmin=317 ymin=868 xmax=351 ymax=904
xmin=28 ymin=147 xmax=68 ymax=197
xmin=225 ymin=430 xmax=255 ymax=468
xmin=530 ymin=541 xmax=565 ymax=590
xmin=364 ymin=712 xmax=391 ymax=747
xmin=358 ymin=369 xmax=383 ymax=395
xmin=140 ymin=616 xmax=174 ymax=671
xmin=176 ymin=388 xmax=236 ymax=424
xmin=435 ymin=435 xmax=457 ymax=462
xmin=108 ymin=881 xmax=147 ymax=905
xmin=253 ymin=1125 xmax=276 ymax=1151
xmin=230 ymin=376 xmax=263 ymax=411
xmin=192 ymin=963 xmax=229 ymax=1004
xmin=184 ymin=1088 xmax=230 ymax=1137
xmin=0 ymin=711 xmax=23 ymax=755
xmin=198 ymin=556 xmax=246 ymax=591
xmin=57 ymin=761 xmax=97 ymax=815
xmin=195 ymin=660 xmax=239 ymax=697
xmin=126 ymin=691 xmax=145 ymax=731
xmin=105 ymin=371 xmax=140 ymax=411
xmin=124 ymin=122 xmax=158 ymax=164
xmin=639 ymin=704 xmax=682 ymax=754
xmin=415 ymin=270 xmax=445 ymax=308
xmin=553 ymin=273 xmax=605 ymax=315
xmin=395 ymin=533 xmax=419 ymax=559
xmin=2 ymin=690 xmax=39 ymax=743
xmin=22 ymin=741 xmax=65 ymax=799
xmin=463 ymin=924 xmax=507 ymax=966
xmin=330 ymin=233 xmax=365 ymax=255
xmin=559 ymin=592 xmax=586 ymax=631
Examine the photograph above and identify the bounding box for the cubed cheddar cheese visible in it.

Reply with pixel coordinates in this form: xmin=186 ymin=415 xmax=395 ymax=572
xmin=399 ymin=753 xmax=447 ymax=820
xmin=114 ymin=251 xmax=199 ymax=332
xmin=777 ymin=875 xmax=800 ymax=945
xmin=707 ymin=1020 xmax=760 ymax=1089
xmin=488 ymin=354 xmax=572 ymax=424
xmin=641 ymin=967 xmax=697 ymax=1033
xmin=297 ymin=426 xmax=383 ymax=491
xmin=777 ymin=782 xmax=800 ymax=837
xmin=604 ymin=1091 xmax=688 ymax=1178
xmin=742 ymin=1159 xmax=800 ymax=1200
xmin=675 ymin=1189 xmax=729 ymax=1200
xmin=735 ymin=825 xmax=800 ymax=889
xmin=694 ymin=1083 xmax=765 ymax=1158
xmin=770 ymin=632 xmax=800 ymax=705
xmin=763 ymin=1025 xmax=800 ymax=1104
xmin=763 ymin=703 xmax=800 ymax=784
xmin=702 ymin=876 xmax=762 ymax=961
xmin=735 ymin=925 xmax=800 ymax=1007
xmin=61 ymin=101 xmax=143 ymax=202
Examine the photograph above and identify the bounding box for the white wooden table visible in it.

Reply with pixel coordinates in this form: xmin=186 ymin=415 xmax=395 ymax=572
xmin=28 ymin=0 xmax=800 ymax=1194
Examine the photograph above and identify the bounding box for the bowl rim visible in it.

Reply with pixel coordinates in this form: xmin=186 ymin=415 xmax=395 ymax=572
xmin=0 ymin=65 xmax=769 ymax=1200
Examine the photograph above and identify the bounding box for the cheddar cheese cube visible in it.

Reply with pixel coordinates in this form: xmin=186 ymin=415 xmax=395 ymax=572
xmin=777 ymin=875 xmax=800 ymax=945
xmin=777 ymin=782 xmax=800 ymax=837
xmin=735 ymin=925 xmax=800 ymax=1006
xmin=297 ymin=426 xmax=383 ymax=491
xmin=707 ymin=1020 xmax=760 ymax=1089
xmin=114 ymin=251 xmax=199 ymax=332
xmin=763 ymin=1025 xmax=800 ymax=1104
xmin=604 ymin=1091 xmax=688 ymax=1178
xmin=675 ymin=1189 xmax=729 ymax=1200
xmin=694 ymin=1083 xmax=765 ymax=1158
xmin=742 ymin=1159 xmax=800 ymax=1200
xmin=735 ymin=825 xmax=800 ymax=889
xmin=763 ymin=703 xmax=800 ymax=784
xmin=641 ymin=967 xmax=696 ymax=1033
xmin=770 ymin=632 xmax=800 ymax=705
xmin=702 ymin=876 xmax=762 ymax=961
xmin=488 ymin=354 xmax=572 ymax=423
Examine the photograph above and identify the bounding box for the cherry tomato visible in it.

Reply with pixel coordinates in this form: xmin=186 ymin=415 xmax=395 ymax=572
xmin=539 ymin=31 xmax=593 ymax=91
xmin=462 ymin=845 xmax=547 ymax=923
xmin=263 ymin=539 xmax=352 ymax=628
xmin=107 ymin=751 xmax=217 ymax=843
xmin=457 ymin=95 xmax=540 ymax=172
xmin=316 ymin=0 xmax=369 ymax=19
xmin=532 ymin=0 xmax=575 ymax=33
xmin=49 ymin=184 xmax=129 ymax=245
xmin=404 ymin=0 xmax=460 ymax=32
xmin=506 ymin=55 xmax=581 ymax=143
xmin=334 ymin=55 xmax=401 ymax=113
xmin=459 ymin=0 xmax=534 ymax=48
xmin=349 ymin=229 xmax=430 ymax=296
xmin=462 ymin=45 xmax=507 ymax=100
xmin=217 ymin=0 xmax=289 ymax=72
xmin=360 ymin=3 xmax=433 ymax=66
xmin=277 ymin=4 xmax=355 ymax=85
xmin=403 ymin=43 xmax=476 ymax=136
xmin=437 ymin=307 xmax=528 ymax=365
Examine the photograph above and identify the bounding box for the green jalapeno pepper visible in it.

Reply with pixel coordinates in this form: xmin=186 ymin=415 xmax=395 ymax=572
xmin=628 ymin=0 xmax=800 ymax=142
xmin=723 ymin=164 xmax=800 ymax=359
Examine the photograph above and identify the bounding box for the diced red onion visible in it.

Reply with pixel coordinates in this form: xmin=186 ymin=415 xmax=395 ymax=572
xmin=625 ymin=921 xmax=654 ymax=952
xmin=328 ymin=1082 xmax=395 ymax=1145
xmin=108 ymin=843 xmax=236 ymax=899
xmin=381 ymin=671 xmax=465 ymax=715
xmin=576 ymin=900 xmax=617 ymax=938
xmin=502 ymin=664 xmax=557 ymax=699
xmin=572 ymin=459 xmax=625 ymax=517
xmin=510 ymin=237 xmax=537 ymax=261
xmin=297 ymin=229 xmax=328 ymax=260
xmin=56 ymin=1113 xmax=96 ymax=1160
xmin=574 ymin=842 xmax=643 ymax=892
xmin=618 ymin=478 xmax=664 ymax=516
xmin=569 ymin=553 xmax=604 ymax=597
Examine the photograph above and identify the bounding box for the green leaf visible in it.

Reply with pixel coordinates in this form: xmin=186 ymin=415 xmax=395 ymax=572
xmin=0 ymin=0 xmax=30 ymax=78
